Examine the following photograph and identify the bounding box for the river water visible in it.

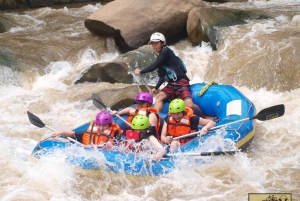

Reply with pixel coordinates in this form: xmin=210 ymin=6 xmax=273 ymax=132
xmin=0 ymin=1 xmax=299 ymax=201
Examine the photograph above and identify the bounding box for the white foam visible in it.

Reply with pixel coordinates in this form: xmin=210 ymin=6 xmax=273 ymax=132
xmin=31 ymin=61 xmax=71 ymax=91
xmin=0 ymin=66 xmax=21 ymax=86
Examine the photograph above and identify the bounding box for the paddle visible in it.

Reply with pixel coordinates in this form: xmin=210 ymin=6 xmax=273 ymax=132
xmin=139 ymin=75 xmax=152 ymax=94
xmin=92 ymin=93 xmax=132 ymax=127
xmin=167 ymin=150 xmax=238 ymax=157
xmin=139 ymin=75 xmax=157 ymax=104
xmin=173 ymin=104 xmax=285 ymax=140
xmin=27 ymin=111 xmax=83 ymax=146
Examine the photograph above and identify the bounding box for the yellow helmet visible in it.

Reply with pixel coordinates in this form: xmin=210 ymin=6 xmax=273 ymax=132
xmin=131 ymin=115 xmax=150 ymax=130
xmin=169 ymin=99 xmax=186 ymax=113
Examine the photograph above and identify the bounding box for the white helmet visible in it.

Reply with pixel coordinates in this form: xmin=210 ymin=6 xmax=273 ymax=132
xmin=148 ymin=32 xmax=166 ymax=44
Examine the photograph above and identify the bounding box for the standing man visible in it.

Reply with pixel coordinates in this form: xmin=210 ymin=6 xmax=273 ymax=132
xmin=134 ymin=32 xmax=204 ymax=117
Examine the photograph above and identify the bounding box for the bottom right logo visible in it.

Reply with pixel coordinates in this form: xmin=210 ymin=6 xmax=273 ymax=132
xmin=248 ymin=193 xmax=292 ymax=201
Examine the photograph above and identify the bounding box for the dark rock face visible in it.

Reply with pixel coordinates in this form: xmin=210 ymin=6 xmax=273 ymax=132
xmin=0 ymin=0 xmax=112 ymax=10
xmin=0 ymin=22 xmax=6 ymax=34
xmin=0 ymin=0 xmax=28 ymax=10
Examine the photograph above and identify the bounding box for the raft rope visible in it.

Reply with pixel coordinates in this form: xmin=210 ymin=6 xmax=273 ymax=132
xmin=198 ymin=81 xmax=218 ymax=97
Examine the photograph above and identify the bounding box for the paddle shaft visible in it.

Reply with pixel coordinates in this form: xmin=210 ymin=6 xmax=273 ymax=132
xmin=38 ymin=122 xmax=103 ymax=148
xmin=173 ymin=130 xmax=201 ymax=140
xmin=92 ymin=93 xmax=132 ymax=127
xmin=139 ymin=75 xmax=152 ymax=93
xmin=107 ymin=107 xmax=132 ymax=127
xmin=173 ymin=117 xmax=252 ymax=140
xmin=139 ymin=76 xmax=157 ymax=103
xmin=173 ymin=120 xmax=246 ymax=140
xmin=46 ymin=126 xmax=83 ymax=146
xmin=173 ymin=104 xmax=285 ymax=140
xmin=167 ymin=150 xmax=237 ymax=157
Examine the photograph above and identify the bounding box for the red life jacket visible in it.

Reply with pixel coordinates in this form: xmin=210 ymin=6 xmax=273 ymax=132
xmin=127 ymin=107 xmax=161 ymax=140
xmin=81 ymin=122 xmax=123 ymax=146
xmin=166 ymin=107 xmax=196 ymax=144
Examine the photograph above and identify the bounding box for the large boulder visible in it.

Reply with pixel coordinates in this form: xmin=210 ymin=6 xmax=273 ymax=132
xmin=75 ymin=62 xmax=133 ymax=84
xmin=187 ymin=7 xmax=271 ymax=49
xmin=94 ymin=85 xmax=150 ymax=110
xmin=75 ymin=45 xmax=159 ymax=85
xmin=114 ymin=45 xmax=157 ymax=74
xmin=84 ymin=0 xmax=204 ymax=52
xmin=0 ymin=22 xmax=5 ymax=34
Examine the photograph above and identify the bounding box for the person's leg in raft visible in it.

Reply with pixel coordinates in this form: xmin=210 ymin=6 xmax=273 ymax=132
xmin=154 ymin=91 xmax=168 ymax=113
xmin=175 ymin=80 xmax=205 ymax=118
xmin=184 ymin=98 xmax=205 ymax=117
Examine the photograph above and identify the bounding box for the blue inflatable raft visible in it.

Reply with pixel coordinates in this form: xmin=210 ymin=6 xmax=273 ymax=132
xmin=30 ymin=82 xmax=258 ymax=176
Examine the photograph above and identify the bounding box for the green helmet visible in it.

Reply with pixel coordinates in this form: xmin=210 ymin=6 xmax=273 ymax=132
xmin=131 ymin=115 xmax=150 ymax=130
xmin=169 ymin=98 xmax=186 ymax=113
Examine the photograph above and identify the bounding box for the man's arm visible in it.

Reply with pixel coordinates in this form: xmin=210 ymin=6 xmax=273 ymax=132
xmin=148 ymin=113 xmax=158 ymax=127
xmin=198 ymin=117 xmax=216 ymax=136
xmin=111 ymin=107 xmax=132 ymax=116
xmin=51 ymin=131 xmax=76 ymax=138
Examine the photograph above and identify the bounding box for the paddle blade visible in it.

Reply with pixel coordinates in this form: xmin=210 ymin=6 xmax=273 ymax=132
xmin=27 ymin=111 xmax=45 ymax=128
xmin=92 ymin=93 xmax=106 ymax=109
xmin=253 ymin=104 xmax=285 ymax=121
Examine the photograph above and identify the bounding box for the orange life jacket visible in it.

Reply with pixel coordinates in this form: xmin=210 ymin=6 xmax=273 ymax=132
xmin=81 ymin=122 xmax=123 ymax=146
xmin=166 ymin=107 xmax=197 ymax=144
xmin=127 ymin=107 xmax=161 ymax=139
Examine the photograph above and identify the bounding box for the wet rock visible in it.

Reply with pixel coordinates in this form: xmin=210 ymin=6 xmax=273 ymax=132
xmin=187 ymin=7 xmax=271 ymax=50
xmin=75 ymin=45 xmax=159 ymax=85
xmin=92 ymin=85 xmax=148 ymax=109
xmin=75 ymin=62 xmax=133 ymax=84
xmin=27 ymin=0 xmax=56 ymax=8
xmin=114 ymin=45 xmax=157 ymax=74
xmin=187 ymin=7 xmax=244 ymax=50
xmin=84 ymin=0 xmax=204 ymax=52
xmin=110 ymin=98 xmax=135 ymax=110
xmin=0 ymin=20 xmax=6 ymax=33
xmin=0 ymin=0 xmax=28 ymax=10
